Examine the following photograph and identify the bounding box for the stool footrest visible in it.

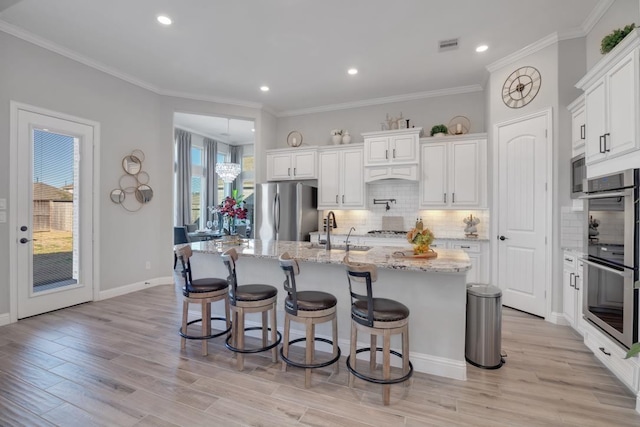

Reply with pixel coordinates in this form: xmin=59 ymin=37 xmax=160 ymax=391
xmin=179 ymin=317 xmax=231 ymax=340
xmin=280 ymin=337 xmax=341 ymax=369
xmin=346 ymin=347 xmax=413 ymax=384
xmin=225 ymin=326 xmax=282 ymax=354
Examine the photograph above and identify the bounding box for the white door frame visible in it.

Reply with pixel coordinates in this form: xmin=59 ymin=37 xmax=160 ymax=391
xmin=491 ymin=108 xmax=553 ymax=320
xmin=9 ymin=101 xmax=101 ymax=323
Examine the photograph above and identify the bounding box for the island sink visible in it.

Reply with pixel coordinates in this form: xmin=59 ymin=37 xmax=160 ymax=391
xmin=307 ymin=243 xmax=372 ymax=252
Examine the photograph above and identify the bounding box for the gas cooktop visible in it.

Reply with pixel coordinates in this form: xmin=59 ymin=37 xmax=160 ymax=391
xmin=366 ymin=230 xmax=407 ymax=236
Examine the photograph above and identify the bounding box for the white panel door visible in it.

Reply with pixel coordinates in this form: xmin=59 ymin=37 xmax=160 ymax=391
xmin=390 ymin=135 xmax=416 ymax=162
xmin=419 ymin=143 xmax=447 ymax=207
xmin=292 ymin=151 xmax=316 ymax=179
xmin=607 ymin=50 xmax=638 ymax=158
xmin=563 ymin=267 xmax=577 ymax=325
xmin=365 ymin=137 xmax=390 ymax=164
xmin=584 ymin=78 xmax=607 ymax=164
xmin=341 ymin=148 xmax=365 ymax=207
xmin=15 ymin=107 xmax=95 ymax=319
xmin=450 ymin=140 xmax=479 ymax=206
xmin=497 ymin=114 xmax=548 ymax=317
xmin=317 ymin=151 xmax=340 ymax=208
xmin=267 ymin=153 xmax=292 ymax=180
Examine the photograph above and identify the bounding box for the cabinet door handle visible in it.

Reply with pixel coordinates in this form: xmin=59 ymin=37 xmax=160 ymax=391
xmin=342 ymin=195 xmax=345 ymax=203
xmin=574 ymin=275 xmax=580 ymax=290
xmin=294 ymin=167 xmax=297 ymax=176
xmin=385 ymin=149 xmax=388 ymax=159
xmin=443 ymin=193 xmax=447 ymax=203
xmin=564 ymin=257 xmax=573 ymax=262
xmin=288 ymin=167 xmax=291 ymax=176
xmin=461 ymin=245 xmax=470 ymax=249
xmin=599 ymin=135 xmax=604 ymax=153
xmin=599 ymin=347 xmax=611 ymax=356
xmin=452 ymin=193 xmax=455 ymax=203
xmin=580 ymin=124 xmax=585 ymax=140
xmin=393 ymin=148 xmax=396 ymax=158
xmin=569 ymin=272 xmax=575 ymax=288
xmin=604 ymin=133 xmax=610 ymax=152
xmin=335 ymin=195 xmax=338 ymax=203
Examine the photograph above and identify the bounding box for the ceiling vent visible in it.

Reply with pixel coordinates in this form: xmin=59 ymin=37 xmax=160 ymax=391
xmin=438 ymin=38 xmax=459 ymax=52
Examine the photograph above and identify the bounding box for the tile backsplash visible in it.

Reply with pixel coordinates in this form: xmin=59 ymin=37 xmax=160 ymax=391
xmin=318 ymin=181 xmax=489 ymax=238
xmin=561 ymin=207 xmax=585 ymax=251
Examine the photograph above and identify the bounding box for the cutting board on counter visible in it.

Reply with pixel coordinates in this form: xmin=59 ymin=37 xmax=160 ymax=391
xmin=382 ymin=216 xmax=405 ymax=231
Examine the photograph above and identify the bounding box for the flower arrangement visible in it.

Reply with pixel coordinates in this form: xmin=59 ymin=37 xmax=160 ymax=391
xmin=407 ymin=224 xmax=435 ymax=255
xmin=330 ymin=129 xmax=343 ymax=136
xmin=209 ymin=189 xmax=247 ymax=234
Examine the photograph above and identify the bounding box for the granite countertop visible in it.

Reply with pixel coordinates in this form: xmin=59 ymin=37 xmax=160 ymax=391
xmin=309 ymin=231 xmax=489 ymax=242
xmin=186 ymin=239 xmax=471 ymax=274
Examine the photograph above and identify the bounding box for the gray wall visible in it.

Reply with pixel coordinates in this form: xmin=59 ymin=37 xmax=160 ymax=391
xmin=0 ymin=31 xmax=269 ymax=316
xmin=586 ymin=0 xmax=639 ymax=69
xmin=275 ymin=92 xmax=485 ymax=149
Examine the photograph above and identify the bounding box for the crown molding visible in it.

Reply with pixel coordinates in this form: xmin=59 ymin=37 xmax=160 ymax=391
xmin=158 ymin=89 xmax=263 ymax=110
xmin=582 ymin=0 xmax=615 ymax=35
xmin=487 ymin=32 xmax=560 ymax=73
xmin=277 ymin=85 xmax=484 ymax=118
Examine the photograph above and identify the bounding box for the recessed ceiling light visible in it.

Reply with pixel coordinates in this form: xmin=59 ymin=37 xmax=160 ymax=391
xmin=347 ymin=68 xmax=358 ymax=75
xmin=157 ymin=15 xmax=172 ymax=25
xmin=260 ymin=86 xmax=270 ymax=92
xmin=475 ymin=45 xmax=488 ymax=53
xmin=251 ymin=128 xmax=255 ymax=132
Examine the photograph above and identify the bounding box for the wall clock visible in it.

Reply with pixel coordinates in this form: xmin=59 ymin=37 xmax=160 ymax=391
xmin=502 ymin=66 xmax=541 ymax=108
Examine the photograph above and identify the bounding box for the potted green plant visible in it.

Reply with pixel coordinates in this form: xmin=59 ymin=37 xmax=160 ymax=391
xmin=601 ymin=23 xmax=636 ymax=54
xmin=626 ymin=342 xmax=640 ymax=359
xmin=430 ymin=124 xmax=449 ymax=137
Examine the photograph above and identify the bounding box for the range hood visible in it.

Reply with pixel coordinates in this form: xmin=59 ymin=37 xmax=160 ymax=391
xmin=364 ymin=164 xmax=418 ymax=182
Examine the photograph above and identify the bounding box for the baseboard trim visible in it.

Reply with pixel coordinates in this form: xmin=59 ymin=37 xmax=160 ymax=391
xmin=234 ymin=318 xmax=467 ymax=381
xmin=98 ymin=276 xmax=173 ymax=301
xmin=547 ymin=311 xmax=570 ymax=326
xmin=0 ymin=313 xmax=11 ymax=326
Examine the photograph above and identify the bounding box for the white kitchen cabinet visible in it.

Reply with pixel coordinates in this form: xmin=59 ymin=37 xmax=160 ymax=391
xmin=419 ymin=135 xmax=487 ymax=209
xmin=317 ymin=145 xmax=365 ymax=209
xmin=576 ymin=31 xmax=640 ymax=176
xmin=562 ymin=252 xmax=583 ymax=333
xmin=266 ymin=148 xmax=317 ymax=181
xmin=362 ymin=128 xmax=421 ymax=182
xmin=568 ymin=95 xmax=586 ymax=155
xmin=450 ymin=242 xmax=485 ymax=284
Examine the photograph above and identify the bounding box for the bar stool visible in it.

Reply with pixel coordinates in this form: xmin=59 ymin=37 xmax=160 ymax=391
xmin=221 ymin=248 xmax=281 ymax=370
xmin=279 ymin=252 xmax=341 ymax=388
xmin=344 ymin=256 xmax=413 ymax=405
xmin=175 ymin=246 xmax=231 ymax=356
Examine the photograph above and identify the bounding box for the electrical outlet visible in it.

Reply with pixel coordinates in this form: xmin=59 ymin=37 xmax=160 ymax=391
xmin=0 ymin=212 xmax=6 ymax=223
xmin=145 ymin=261 xmax=151 ymax=270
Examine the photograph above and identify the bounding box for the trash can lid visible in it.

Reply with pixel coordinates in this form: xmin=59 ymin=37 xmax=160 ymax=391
xmin=467 ymin=283 xmax=502 ymax=298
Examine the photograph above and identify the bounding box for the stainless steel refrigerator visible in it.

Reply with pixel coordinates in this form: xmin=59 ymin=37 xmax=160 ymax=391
xmin=255 ymin=182 xmax=318 ymax=241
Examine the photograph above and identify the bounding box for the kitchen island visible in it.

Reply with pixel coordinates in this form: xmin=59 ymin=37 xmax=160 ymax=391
xmin=185 ymin=239 xmax=472 ymax=380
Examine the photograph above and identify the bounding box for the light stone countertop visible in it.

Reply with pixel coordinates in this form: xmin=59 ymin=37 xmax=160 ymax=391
xmin=309 ymin=231 xmax=489 ymax=242
xmin=187 ymin=239 xmax=471 ymax=274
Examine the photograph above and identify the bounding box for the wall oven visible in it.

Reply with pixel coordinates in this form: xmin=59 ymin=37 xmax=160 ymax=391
xmin=580 ymin=169 xmax=638 ymax=348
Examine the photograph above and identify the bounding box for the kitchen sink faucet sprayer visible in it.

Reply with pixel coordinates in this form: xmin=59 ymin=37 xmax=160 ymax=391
xmin=325 ymin=211 xmax=337 ymax=250
xmin=345 ymin=227 xmax=356 ymax=252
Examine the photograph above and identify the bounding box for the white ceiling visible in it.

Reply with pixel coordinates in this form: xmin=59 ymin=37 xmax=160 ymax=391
xmin=1 ymin=0 xmax=606 ymax=118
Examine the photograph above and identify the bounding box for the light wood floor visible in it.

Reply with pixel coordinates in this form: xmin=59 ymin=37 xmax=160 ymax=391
xmin=1 ymin=282 xmax=639 ymax=427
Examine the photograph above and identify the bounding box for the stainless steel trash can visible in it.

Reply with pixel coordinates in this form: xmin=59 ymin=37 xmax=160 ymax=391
xmin=465 ymin=283 xmax=503 ymax=369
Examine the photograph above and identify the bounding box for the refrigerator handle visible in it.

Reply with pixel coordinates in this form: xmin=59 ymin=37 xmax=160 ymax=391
xmin=274 ymin=193 xmax=280 ymax=234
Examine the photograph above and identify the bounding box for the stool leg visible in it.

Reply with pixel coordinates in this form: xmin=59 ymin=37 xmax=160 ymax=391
xmin=305 ymin=319 xmax=313 ymax=388
xmin=262 ymin=310 xmax=268 ymax=348
xmin=181 ymin=300 xmax=189 ymax=350
xmin=237 ymin=308 xmax=245 ymax=371
xmin=230 ymin=308 xmax=238 ymax=359
xmin=282 ymin=314 xmax=290 ymax=372
xmin=370 ymin=334 xmax=377 ymax=371
xmin=402 ymin=324 xmax=410 ymax=386
xmin=332 ymin=315 xmax=339 ymax=374
xmin=224 ymin=296 xmax=231 ymax=335
xmin=201 ymin=299 xmax=210 ymax=356
xmin=349 ymin=321 xmax=357 ymax=388
xmin=383 ymin=329 xmax=391 ymax=405
xmin=270 ymin=302 xmax=278 ymax=363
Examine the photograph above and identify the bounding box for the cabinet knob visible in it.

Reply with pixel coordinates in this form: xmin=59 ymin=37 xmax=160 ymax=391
xmin=498 ymin=235 xmax=508 ymax=241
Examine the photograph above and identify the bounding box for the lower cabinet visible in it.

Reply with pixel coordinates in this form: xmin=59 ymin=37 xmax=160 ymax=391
xmin=562 ymin=252 xmax=583 ymax=333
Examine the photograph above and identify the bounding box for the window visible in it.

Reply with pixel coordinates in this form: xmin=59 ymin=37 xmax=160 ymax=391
xmin=191 ymin=146 xmax=203 ymax=225
xmin=217 ymin=152 xmax=226 ymax=202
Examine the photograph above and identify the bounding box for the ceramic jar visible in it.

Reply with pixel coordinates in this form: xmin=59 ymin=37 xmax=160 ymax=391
xmin=332 ymin=135 xmax=342 ymax=145
xmin=342 ymin=131 xmax=351 ymax=144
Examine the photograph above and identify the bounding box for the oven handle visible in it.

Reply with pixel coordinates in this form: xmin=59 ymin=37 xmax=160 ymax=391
xmin=578 ymin=189 xmax=632 ymax=199
xmin=579 ymin=258 xmax=634 ymax=278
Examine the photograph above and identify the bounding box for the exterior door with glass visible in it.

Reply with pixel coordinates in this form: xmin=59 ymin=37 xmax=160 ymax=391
xmin=13 ymin=105 xmax=95 ymax=319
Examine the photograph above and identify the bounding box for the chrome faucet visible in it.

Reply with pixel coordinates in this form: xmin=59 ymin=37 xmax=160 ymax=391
xmin=345 ymin=227 xmax=356 ymax=252
xmin=325 ymin=211 xmax=337 ymax=250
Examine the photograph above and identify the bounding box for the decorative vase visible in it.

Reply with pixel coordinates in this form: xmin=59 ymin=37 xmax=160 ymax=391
xmin=332 ymin=135 xmax=342 ymax=145
xmin=342 ymin=132 xmax=351 ymax=144
xmin=433 ymin=132 xmax=446 ymax=137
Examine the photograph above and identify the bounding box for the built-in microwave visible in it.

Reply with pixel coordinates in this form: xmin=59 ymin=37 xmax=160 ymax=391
xmin=570 ymin=153 xmax=586 ymax=199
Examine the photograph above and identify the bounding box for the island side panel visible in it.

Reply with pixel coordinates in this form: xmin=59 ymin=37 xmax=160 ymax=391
xmin=190 ymin=251 xmax=468 ymax=381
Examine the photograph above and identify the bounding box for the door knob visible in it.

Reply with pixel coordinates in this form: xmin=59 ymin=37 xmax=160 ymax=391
xmin=20 ymin=225 xmax=28 ymax=231
xmin=499 ymin=235 xmax=508 ymax=241
xmin=20 ymin=238 xmax=31 ymax=244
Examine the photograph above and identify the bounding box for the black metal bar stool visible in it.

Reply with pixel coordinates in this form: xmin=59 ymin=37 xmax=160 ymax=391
xmin=279 ymin=252 xmax=340 ymax=388
xmin=344 ymin=256 xmax=413 ymax=405
xmin=175 ymin=245 xmax=231 ymax=356
xmin=222 ymin=248 xmax=281 ymax=370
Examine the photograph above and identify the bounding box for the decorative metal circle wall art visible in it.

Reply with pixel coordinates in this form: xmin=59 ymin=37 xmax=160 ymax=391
xmin=110 ymin=149 xmax=152 ymax=212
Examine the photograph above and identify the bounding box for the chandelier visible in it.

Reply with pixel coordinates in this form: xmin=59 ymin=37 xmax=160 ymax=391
xmin=215 ymin=162 xmax=241 ymax=183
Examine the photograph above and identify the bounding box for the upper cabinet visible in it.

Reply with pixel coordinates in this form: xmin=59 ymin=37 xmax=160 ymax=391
xmin=266 ymin=148 xmax=317 ymax=181
xmin=317 ymin=144 xmax=365 ymax=210
xmin=419 ymin=134 xmax=487 ymax=209
xmin=577 ymin=29 xmax=640 ymax=177
xmin=568 ymin=95 xmax=586 ymax=156
xmin=362 ymin=128 xmax=421 ymax=182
